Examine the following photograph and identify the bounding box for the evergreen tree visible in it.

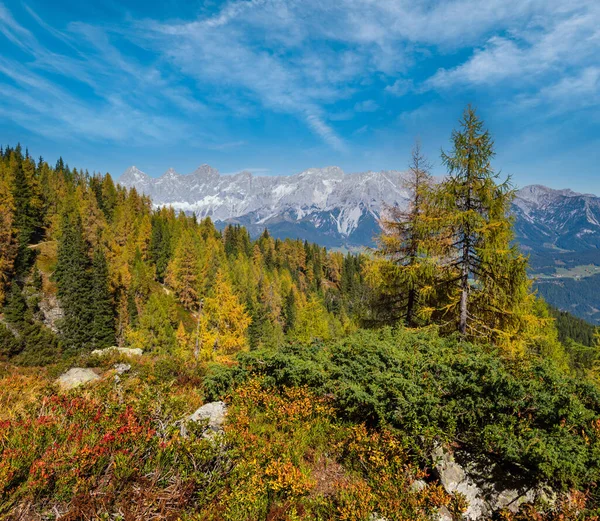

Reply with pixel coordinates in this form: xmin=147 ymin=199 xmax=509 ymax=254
xmin=150 ymin=215 xmax=172 ymax=282
xmin=3 ymin=283 xmax=27 ymax=326
xmin=54 ymin=213 xmax=94 ymax=351
xmin=283 ymin=289 xmax=297 ymax=333
xmin=90 ymin=248 xmax=116 ymax=348
xmin=11 ymin=151 xmax=39 ymax=274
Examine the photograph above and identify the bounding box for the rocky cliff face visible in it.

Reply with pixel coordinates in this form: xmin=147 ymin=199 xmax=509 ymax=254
xmin=120 ymin=164 xmax=410 ymax=247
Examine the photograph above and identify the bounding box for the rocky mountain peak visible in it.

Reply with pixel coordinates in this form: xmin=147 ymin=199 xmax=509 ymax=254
xmin=120 ymin=165 xmax=150 ymax=184
xmin=190 ymin=164 xmax=219 ymax=179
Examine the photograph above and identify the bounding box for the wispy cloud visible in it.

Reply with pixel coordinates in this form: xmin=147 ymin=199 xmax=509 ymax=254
xmin=425 ymin=1 xmax=600 ymax=114
xmin=0 ymin=0 xmax=599 ymax=158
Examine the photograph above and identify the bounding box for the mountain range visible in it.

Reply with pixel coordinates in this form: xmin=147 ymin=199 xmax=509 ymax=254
xmin=120 ymin=165 xmax=600 ymax=255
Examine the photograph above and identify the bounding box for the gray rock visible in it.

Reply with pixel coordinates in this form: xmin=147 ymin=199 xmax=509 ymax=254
xmin=90 ymin=346 xmax=143 ymax=357
xmin=433 ymin=446 xmax=488 ymax=520
xmin=437 ymin=506 xmax=453 ymax=521
xmin=39 ymin=295 xmax=63 ymax=333
xmin=411 ymin=479 xmax=427 ymax=493
xmin=189 ymin=401 xmax=228 ymax=432
xmin=114 ymin=363 xmax=131 ymax=375
xmin=493 ymin=487 xmax=536 ymax=513
xmin=433 ymin=446 xmax=545 ymax=519
xmin=56 ymin=368 xmax=100 ymax=390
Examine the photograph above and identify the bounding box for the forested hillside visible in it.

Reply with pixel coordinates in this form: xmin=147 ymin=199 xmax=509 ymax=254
xmin=0 ymin=143 xmax=367 ymax=366
xmin=2 ymin=109 xmax=600 ymax=520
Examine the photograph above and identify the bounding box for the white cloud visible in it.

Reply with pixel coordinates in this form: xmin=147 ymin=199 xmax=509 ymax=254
xmin=425 ymin=1 xmax=600 ymax=103
xmin=1 ymin=0 xmax=599 ymax=149
xmin=354 ymin=100 xmax=379 ymax=112
xmin=385 ymin=78 xmax=413 ymax=96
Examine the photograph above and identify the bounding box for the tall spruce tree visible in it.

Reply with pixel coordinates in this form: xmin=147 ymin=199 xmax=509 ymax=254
xmin=91 ymin=248 xmax=116 ymax=348
xmin=436 ymin=106 xmax=533 ymax=348
xmin=54 ymin=212 xmax=94 ymax=350
xmin=11 ymin=150 xmax=39 ymax=274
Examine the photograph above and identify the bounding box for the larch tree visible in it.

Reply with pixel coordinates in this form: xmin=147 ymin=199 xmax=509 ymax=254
xmin=0 ymin=164 xmax=16 ymax=304
xmin=369 ymin=141 xmax=438 ymax=327
xmin=198 ymin=269 xmax=251 ymax=357
xmin=436 ymin=106 xmax=534 ymax=350
xmin=166 ymin=230 xmax=201 ymax=310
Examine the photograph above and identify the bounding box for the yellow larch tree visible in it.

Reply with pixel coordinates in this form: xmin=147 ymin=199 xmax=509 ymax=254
xmin=197 ymin=269 xmax=251 ymax=358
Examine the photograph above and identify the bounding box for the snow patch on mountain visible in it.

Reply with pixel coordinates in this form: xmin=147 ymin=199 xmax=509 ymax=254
xmin=119 ymin=164 xmax=409 ymax=241
xmin=119 ymin=164 xmax=600 ymax=252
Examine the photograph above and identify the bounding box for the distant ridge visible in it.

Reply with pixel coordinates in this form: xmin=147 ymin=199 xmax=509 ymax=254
xmin=119 ymin=164 xmax=600 ymax=253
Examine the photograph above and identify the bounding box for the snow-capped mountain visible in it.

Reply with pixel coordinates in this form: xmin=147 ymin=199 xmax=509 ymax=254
xmin=119 ymin=165 xmax=600 ymax=253
xmin=513 ymin=184 xmax=600 ymax=253
xmin=119 ymin=165 xmax=411 ymax=247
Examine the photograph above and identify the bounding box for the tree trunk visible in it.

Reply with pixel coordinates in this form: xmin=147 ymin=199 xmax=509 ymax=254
xmin=459 ymin=240 xmax=469 ymax=335
xmin=406 ymin=287 xmax=416 ymax=327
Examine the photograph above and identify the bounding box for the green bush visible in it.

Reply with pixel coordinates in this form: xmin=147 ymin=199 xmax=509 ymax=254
xmin=205 ymin=327 xmax=600 ymax=494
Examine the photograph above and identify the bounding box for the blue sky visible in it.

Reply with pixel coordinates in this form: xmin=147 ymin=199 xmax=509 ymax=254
xmin=1 ymin=0 xmax=599 ymax=192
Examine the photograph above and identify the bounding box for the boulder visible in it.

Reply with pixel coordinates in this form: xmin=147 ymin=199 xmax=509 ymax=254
xmin=56 ymin=368 xmax=100 ymax=390
xmin=180 ymin=401 xmax=228 ymax=438
xmin=90 ymin=346 xmax=143 ymax=357
xmin=189 ymin=401 xmax=228 ymax=432
xmin=433 ymin=446 xmax=488 ymax=520
xmin=433 ymin=446 xmax=541 ymax=519
xmin=114 ymin=363 xmax=131 ymax=375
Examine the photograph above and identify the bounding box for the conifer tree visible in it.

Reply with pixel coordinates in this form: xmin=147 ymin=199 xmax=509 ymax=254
xmin=436 ymin=106 xmax=534 ymax=348
xmin=289 ymin=294 xmax=331 ymax=343
xmin=166 ymin=230 xmax=201 ymax=310
xmin=54 ymin=212 xmax=94 ymax=350
xmin=3 ymin=283 xmax=27 ymax=326
xmin=0 ymin=165 xmax=16 ymax=304
xmin=372 ymin=141 xmax=437 ymax=326
xmin=11 ymin=150 xmax=39 ymax=274
xmin=198 ymin=270 xmax=250 ymax=356
xmin=91 ymin=248 xmax=116 ymax=348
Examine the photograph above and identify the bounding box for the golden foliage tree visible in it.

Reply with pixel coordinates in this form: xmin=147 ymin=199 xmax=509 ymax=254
xmin=197 ymin=270 xmax=251 ymax=357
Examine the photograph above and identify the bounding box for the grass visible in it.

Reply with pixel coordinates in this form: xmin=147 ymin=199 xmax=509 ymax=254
xmin=535 ymin=264 xmax=600 ymax=279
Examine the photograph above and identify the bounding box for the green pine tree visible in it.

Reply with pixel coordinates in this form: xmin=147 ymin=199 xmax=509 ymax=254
xmin=3 ymin=283 xmax=27 ymax=326
xmin=91 ymin=248 xmax=116 ymax=348
xmin=54 ymin=212 xmax=94 ymax=351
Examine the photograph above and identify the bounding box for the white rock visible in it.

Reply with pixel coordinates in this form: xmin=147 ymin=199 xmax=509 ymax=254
xmin=90 ymin=346 xmax=143 ymax=357
xmin=433 ymin=446 xmax=488 ymax=520
xmin=437 ymin=506 xmax=453 ymax=521
xmin=189 ymin=401 xmax=228 ymax=432
xmin=56 ymin=368 xmax=100 ymax=390
xmin=114 ymin=363 xmax=131 ymax=374
xmin=433 ymin=446 xmax=545 ymax=519
xmin=411 ymin=479 xmax=427 ymax=493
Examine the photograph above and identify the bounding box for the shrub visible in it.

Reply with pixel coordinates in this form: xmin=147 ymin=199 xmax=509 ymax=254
xmin=204 ymin=328 xmax=600 ymax=494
